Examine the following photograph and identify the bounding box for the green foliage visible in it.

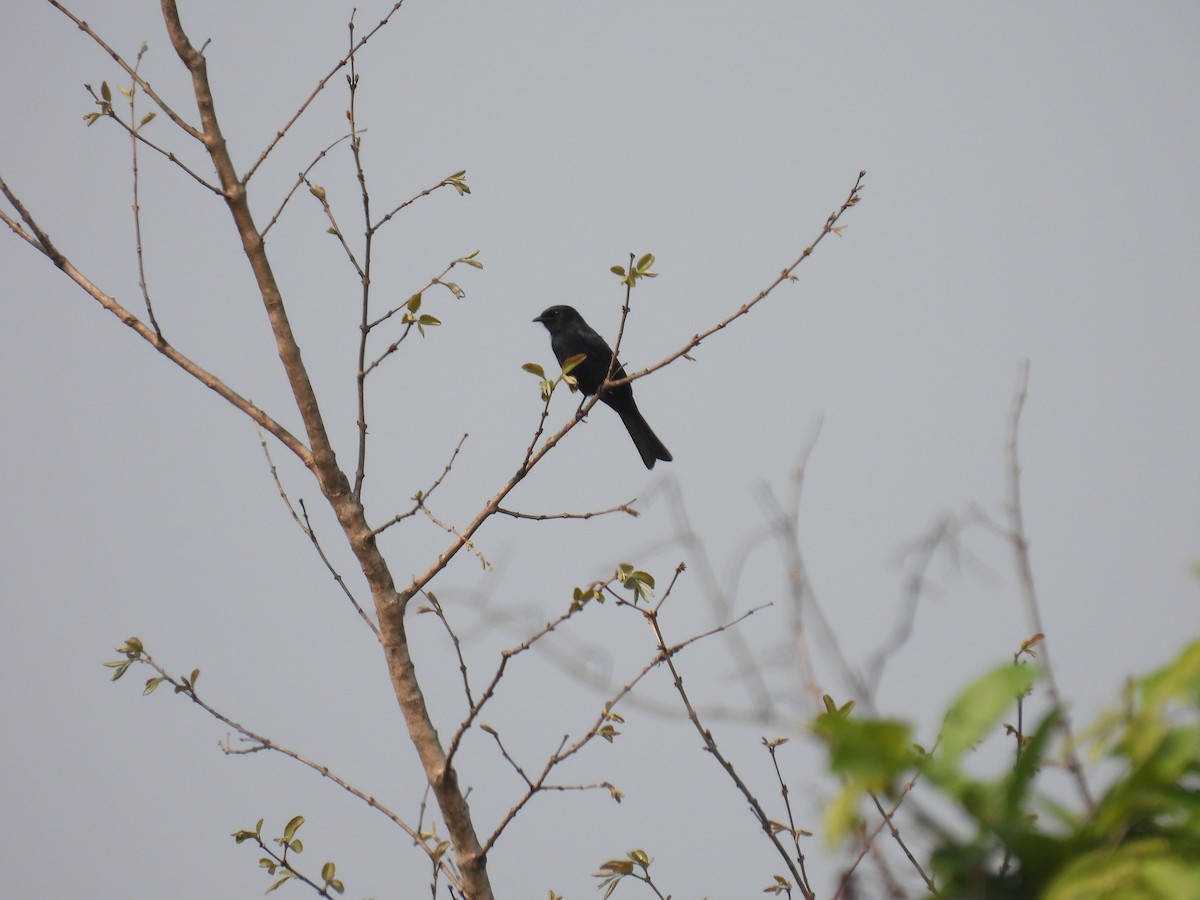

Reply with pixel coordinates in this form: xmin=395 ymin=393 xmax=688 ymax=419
xmin=103 ymin=637 xmax=144 ymax=681
xmin=570 ymin=584 xmax=603 ymax=612
xmin=820 ymin=640 xmax=1200 ymax=898
xmin=614 ymin=563 xmax=654 ymax=605
xmin=609 ymin=253 xmax=657 ymax=289
xmin=522 ymin=352 xmax=588 ymax=402
xmin=400 ymin=292 xmax=441 ymax=336
xmin=454 ymin=249 xmax=483 ymax=269
xmin=444 ymin=170 xmax=471 ymax=196
xmin=593 ymin=848 xmax=654 ymax=899
xmin=597 ymin=706 xmax=624 ymax=744
xmin=233 ymin=815 xmax=345 ymax=896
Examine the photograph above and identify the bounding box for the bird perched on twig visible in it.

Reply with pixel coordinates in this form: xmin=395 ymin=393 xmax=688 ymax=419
xmin=533 ymin=305 xmax=672 ymax=469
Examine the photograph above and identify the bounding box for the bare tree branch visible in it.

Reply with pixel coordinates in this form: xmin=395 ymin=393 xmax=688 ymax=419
xmin=605 ymin=171 xmax=866 ymax=392
xmin=0 ymin=175 xmax=311 ymax=463
xmin=495 ymin=501 xmax=639 ymax=521
xmin=1003 ymin=361 xmax=1095 ymax=811
xmin=241 ymin=1 xmax=408 ymax=183
xmin=49 ymin=0 xmax=204 ymax=140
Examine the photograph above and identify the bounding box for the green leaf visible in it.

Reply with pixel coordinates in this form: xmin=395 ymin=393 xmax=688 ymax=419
xmin=406 ymin=293 xmax=422 ymax=313
xmin=443 ymin=281 xmax=465 ymax=299
xmin=815 ymin=714 xmax=916 ymax=784
xmin=522 ymin=362 xmax=545 ymax=378
xmin=418 ymin=315 xmax=441 ymax=327
xmin=143 ymin=676 xmax=164 ymax=695
xmin=561 ymin=353 xmax=587 ymax=376
xmin=936 ymin=663 xmax=1041 ymax=767
xmin=455 ymin=250 xmax=483 ymax=268
xmin=446 ymin=170 xmax=471 ymax=195
xmin=610 ymin=265 xmax=627 ymax=276
xmin=308 ymin=185 xmax=326 ymax=201
xmin=139 ymin=111 xmax=156 ymax=127
xmin=282 ymin=815 xmax=305 ymax=844
xmin=1042 ymin=837 xmax=1200 ymax=900
xmin=100 ymin=81 xmax=111 ymax=102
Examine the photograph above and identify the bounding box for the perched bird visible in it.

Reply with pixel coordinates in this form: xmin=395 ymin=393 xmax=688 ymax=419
xmin=533 ymin=305 xmax=672 ymax=469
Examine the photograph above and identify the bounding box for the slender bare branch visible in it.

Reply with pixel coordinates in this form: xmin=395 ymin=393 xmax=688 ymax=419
xmin=260 ymin=132 xmax=356 ymax=238
xmin=124 ymin=46 xmax=164 ymax=341
xmin=606 ymin=171 xmax=865 ymax=392
xmin=255 ymin=426 xmax=380 ymax=639
xmin=0 ymin=175 xmax=311 ymax=464
xmin=371 ymin=434 xmax=469 ymax=536
xmin=242 ymin=1 xmax=408 ymax=183
xmin=129 ymin=650 xmax=432 ymax=858
xmin=372 ymin=173 xmax=466 ymax=233
xmin=495 ymin=501 xmax=639 ymax=521
xmin=48 ymin=0 xmax=204 ymax=140
xmin=83 ymin=82 xmax=222 ymax=193
xmin=306 ymin=175 xmax=364 ymax=277
xmin=420 ymin=591 xmax=474 ymax=707
xmin=1004 ymin=361 xmax=1094 ymax=810
xmin=445 ymin=602 xmax=589 ymax=770
xmin=644 ymin=599 xmax=814 ymax=899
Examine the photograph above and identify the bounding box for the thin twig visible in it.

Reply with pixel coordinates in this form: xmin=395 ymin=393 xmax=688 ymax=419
xmin=372 ymin=175 xmax=463 ymax=233
xmin=494 ymin=501 xmax=639 ymax=521
xmin=420 ymin=591 xmax=474 ymax=707
xmin=868 ymin=790 xmax=936 ymax=893
xmin=242 ymin=1 xmax=408 ymax=183
xmin=609 ymin=171 xmax=866 ymax=391
xmin=348 ymin=18 xmax=375 ymax=499
xmin=763 ymin=739 xmax=810 ymax=874
xmin=480 ymin=585 xmax=769 ymax=857
xmin=0 ymin=175 xmax=312 ymax=465
xmin=124 ymin=650 xmax=452 ymax=882
xmin=83 ymin=81 xmax=221 ymax=193
xmin=240 ymin=832 xmax=340 ymax=898
xmin=254 ymin=425 xmax=380 ymax=639
xmin=445 ymin=600 xmax=592 ymax=770
xmin=49 ymin=1 xmax=203 ymax=140
xmin=420 ymin=503 xmax=492 ymax=571
xmin=260 ymin=132 xmax=356 ymax=238
xmin=125 ymin=45 xmax=164 ymax=341
xmin=371 ymin=434 xmax=469 ymax=536
xmin=644 ymin=588 xmax=814 ymax=899
xmin=306 ymin=175 xmax=364 ymax=277
xmin=1005 ymin=361 xmax=1095 ymax=811
xmin=832 ymin=775 xmax=923 ymax=899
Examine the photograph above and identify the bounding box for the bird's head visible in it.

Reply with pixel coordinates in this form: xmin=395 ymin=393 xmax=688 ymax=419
xmin=533 ymin=305 xmax=581 ymax=332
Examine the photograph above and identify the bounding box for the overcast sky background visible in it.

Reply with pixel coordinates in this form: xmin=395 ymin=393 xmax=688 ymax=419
xmin=2 ymin=2 xmax=1197 ymax=897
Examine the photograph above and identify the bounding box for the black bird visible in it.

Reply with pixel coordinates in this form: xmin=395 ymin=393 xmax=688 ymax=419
xmin=533 ymin=305 xmax=672 ymax=469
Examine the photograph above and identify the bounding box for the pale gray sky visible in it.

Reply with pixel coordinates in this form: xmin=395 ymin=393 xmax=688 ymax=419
xmin=2 ymin=2 xmax=1197 ymax=897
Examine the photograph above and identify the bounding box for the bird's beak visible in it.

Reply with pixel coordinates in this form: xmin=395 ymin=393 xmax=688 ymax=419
xmin=532 ymin=314 xmax=544 ymax=323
